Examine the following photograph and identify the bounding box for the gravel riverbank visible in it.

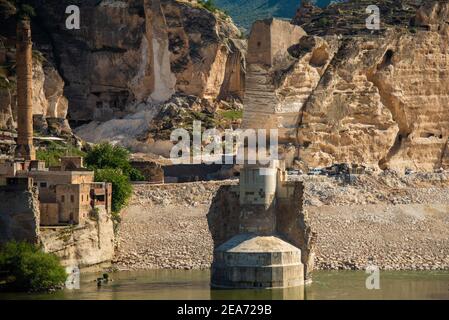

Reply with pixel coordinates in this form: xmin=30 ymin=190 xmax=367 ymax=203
xmin=113 ymin=174 xmax=449 ymax=271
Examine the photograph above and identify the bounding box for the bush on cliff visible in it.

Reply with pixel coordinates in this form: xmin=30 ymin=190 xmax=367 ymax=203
xmin=94 ymin=168 xmax=132 ymax=226
xmin=0 ymin=241 xmax=67 ymax=292
xmin=36 ymin=140 xmax=85 ymax=167
xmin=85 ymin=142 xmax=145 ymax=181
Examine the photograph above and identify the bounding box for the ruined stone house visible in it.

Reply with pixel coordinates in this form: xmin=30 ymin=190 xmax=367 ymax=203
xmin=0 ymin=156 xmax=112 ymax=227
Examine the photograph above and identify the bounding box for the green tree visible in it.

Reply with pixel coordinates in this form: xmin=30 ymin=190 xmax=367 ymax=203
xmin=94 ymin=168 xmax=132 ymax=222
xmin=85 ymin=142 xmax=144 ymax=181
xmin=0 ymin=241 xmax=67 ymax=292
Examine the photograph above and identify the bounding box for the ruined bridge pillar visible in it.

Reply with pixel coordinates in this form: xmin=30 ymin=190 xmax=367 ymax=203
xmin=211 ymin=161 xmax=307 ymax=289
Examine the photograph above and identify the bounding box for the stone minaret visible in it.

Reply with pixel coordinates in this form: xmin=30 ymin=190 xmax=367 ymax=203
xmin=15 ymin=18 xmax=35 ymax=160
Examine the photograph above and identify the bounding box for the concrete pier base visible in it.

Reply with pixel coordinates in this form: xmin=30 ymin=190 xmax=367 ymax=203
xmin=211 ymin=234 xmax=304 ymax=289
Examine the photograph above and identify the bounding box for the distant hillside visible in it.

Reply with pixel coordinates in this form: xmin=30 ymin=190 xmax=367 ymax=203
xmin=215 ymin=0 xmax=335 ymax=31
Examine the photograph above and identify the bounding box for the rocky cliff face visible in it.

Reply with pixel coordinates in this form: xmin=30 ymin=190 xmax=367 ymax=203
xmin=1 ymin=0 xmax=245 ymax=155
xmin=0 ymin=185 xmax=40 ymax=244
xmin=40 ymin=206 xmax=115 ymax=269
xmin=26 ymin=0 xmax=244 ymax=123
xmin=256 ymin=0 xmax=449 ymax=172
xmin=31 ymin=0 xmax=244 ymax=154
xmin=0 ymin=39 xmax=69 ymax=134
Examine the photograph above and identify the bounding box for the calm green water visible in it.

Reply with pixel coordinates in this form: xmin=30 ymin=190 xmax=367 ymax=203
xmin=1 ymin=270 xmax=448 ymax=300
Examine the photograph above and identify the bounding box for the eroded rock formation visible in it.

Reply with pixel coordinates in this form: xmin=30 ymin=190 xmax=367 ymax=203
xmin=296 ymin=1 xmax=449 ymax=172
xmin=0 ymin=41 xmax=70 ymax=135
xmin=25 ymin=0 xmax=245 ymax=123
xmin=249 ymin=0 xmax=449 ymax=172
xmin=0 ymin=183 xmax=40 ymax=244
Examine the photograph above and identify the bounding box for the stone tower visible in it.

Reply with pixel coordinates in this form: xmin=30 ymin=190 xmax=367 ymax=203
xmin=15 ymin=18 xmax=35 ymax=160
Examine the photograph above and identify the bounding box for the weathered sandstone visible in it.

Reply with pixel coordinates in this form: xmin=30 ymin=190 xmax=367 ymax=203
xmin=25 ymin=0 xmax=244 ymax=125
xmin=40 ymin=206 xmax=115 ymax=269
xmin=243 ymin=1 xmax=449 ymax=172
xmin=294 ymin=2 xmax=449 ymax=172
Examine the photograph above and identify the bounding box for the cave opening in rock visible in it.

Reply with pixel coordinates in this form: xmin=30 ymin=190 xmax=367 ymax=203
xmin=379 ymin=49 xmax=394 ymax=69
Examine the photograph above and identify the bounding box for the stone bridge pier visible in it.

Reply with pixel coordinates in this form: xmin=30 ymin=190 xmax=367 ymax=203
xmin=209 ymin=160 xmax=315 ymax=289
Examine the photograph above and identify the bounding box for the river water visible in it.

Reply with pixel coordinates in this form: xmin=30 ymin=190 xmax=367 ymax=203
xmin=1 ymin=270 xmax=448 ymax=300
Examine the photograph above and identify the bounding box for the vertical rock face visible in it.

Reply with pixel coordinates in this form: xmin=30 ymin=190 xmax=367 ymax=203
xmin=163 ymin=0 xmax=240 ymax=100
xmin=0 ymin=82 xmax=14 ymax=131
xmin=294 ymin=1 xmax=449 ymax=172
xmin=295 ymin=36 xmax=401 ymax=169
xmin=0 ymin=184 xmax=40 ymax=244
xmin=244 ymin=1 xmax=449 ymax=172
xmin=39 ymin=206 xmax=115 ymax=269
xmin=0 ymin=12 xmax=70 ymax=137
xmin=0 ymin=44 xmax=69 ymax=135
xmin=25 ymin=0 xmax=244 ymax=127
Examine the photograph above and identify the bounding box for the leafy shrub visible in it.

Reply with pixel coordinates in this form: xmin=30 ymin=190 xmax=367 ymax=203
xmin=85 ymin=142 xmax=145 ymax=181
xmin=94 ymin=168 xmax=132 ymax=215
xmin=317 ymin=17 xmax=331 ymax=27
xmin=36 ymin=141 xmax=85 ymax=167
xmin=220 ymin=110 xmax=242 ymax=121
xmin=0 ymin=241 xmax=67 ymax=292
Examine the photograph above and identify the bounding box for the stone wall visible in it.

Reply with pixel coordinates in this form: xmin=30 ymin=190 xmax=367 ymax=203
xmin=242 ymin=19 xmax=309 ymax=143
xmin=276 ymin=181 xmax=315 ymax=279
xmin=0 ymin=184 xmax=40 ymax=244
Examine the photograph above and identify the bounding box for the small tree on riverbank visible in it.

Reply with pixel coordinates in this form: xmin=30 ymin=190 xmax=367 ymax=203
xmin=0 ymin=241 xmax=67 ymax=292
xmin=86 ymin=143 xmax=138 ymax=232
xmin=94 ymin=168 xmax=133 ymax=230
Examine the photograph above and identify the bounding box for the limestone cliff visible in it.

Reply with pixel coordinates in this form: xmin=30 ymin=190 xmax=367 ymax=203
xmin=0 ymin=184 xmax=40 ymax=244
xmin=40 ymin=206 xmax=115 ymax=269
xmin=0 ymin=38 xmax=70 ymax=135
xmin=1 ymin=0 xmax=245 ymax=156
xmin=254 ymin=0 xmax=449 ymax=172
xmin=23 ymin=0 xmax=245 ymax=128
